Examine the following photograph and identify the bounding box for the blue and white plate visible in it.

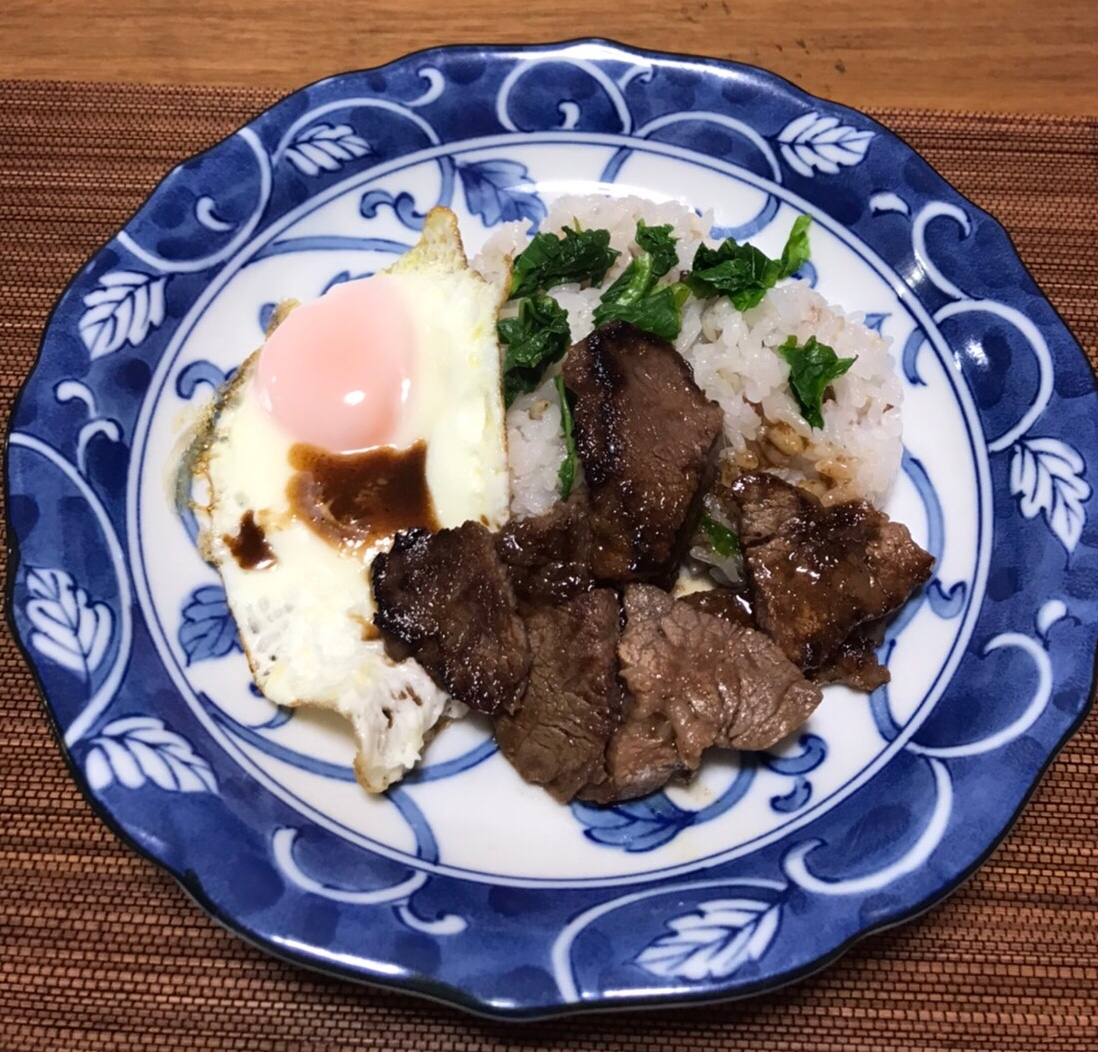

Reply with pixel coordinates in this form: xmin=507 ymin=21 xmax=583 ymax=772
xmin=8 ymin=41 xmax=1098 ymax=1018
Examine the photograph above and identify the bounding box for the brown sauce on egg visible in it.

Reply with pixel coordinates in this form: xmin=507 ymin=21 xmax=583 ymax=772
xmin=287 ymin=440 xmax=439 ymax=553
xmin=224 ymin=510 xmax=277 ymax=570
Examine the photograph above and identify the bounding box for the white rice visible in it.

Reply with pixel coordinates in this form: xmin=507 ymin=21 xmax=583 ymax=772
xmin=505 ymin=373 xmax=575 ymax=519
xmin=474 ymin=195 xmax=902 ymax=520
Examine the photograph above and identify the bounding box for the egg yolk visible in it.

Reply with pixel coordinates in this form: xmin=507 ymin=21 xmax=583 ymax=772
xmin=253 ymin=275 xmax=415 ymax=454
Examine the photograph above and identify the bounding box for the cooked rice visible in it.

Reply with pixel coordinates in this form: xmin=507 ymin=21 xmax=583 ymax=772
xmin=505 ymin=373 xmax=573 ymax=520
xmin=474 ymin=195 xmax=902 ymax=520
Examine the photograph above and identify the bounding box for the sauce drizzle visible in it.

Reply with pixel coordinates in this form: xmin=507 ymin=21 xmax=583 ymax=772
xmin=287 ymin=440 xmax=439 ymax=553
xmin=224 ymin=510 xmax=277 ymax=570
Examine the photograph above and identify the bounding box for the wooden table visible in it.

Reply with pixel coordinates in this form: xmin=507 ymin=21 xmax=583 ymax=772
xmin=2 ymin=0 xmax=1096 ymax=116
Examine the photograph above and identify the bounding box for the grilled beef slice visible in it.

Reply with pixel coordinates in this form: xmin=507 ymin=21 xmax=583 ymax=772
xmin=726 ymin=472 xmax=934 ymax=672
xmin=495 ymin=589 xmax=624 ymax=801
xmin=580 ymin=585 xmax=823 ymax=804
xmin=371 ymin=522 xmax=530 ymax=715
xmin=561 ymin=321 xmax=724 ymax=584
xmin=495 ymin=492 xmax=596 ymax=613
xmin=809 ymin=621 xmax=891 ymax=692
xmin=682 ymin=581 xmax=889 ymax=691
xmin=679 ymin=586 xmax=756 ymax=628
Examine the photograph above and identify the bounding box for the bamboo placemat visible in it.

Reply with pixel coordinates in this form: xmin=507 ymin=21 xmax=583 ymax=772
xmin=2 ymin=80 xmax=1097 ymax=1051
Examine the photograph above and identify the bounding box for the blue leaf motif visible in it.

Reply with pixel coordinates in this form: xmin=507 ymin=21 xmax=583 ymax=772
xmin=1036 ymin=598 xmax=1068 ymax=642
xmin=927 ymin=579 xmax=967 ymax=618
xmin=323 ymin=270 xmax=353 ymax=295
xmin=179 ymin=584 xmax=242 ymax=664
xmin=321 ymin=269 xmax=374 ymax=296
xmin=83 ymin=716 xmax=217 ymax=793
xmin=863 ymin=312 xmax=890 ymax=333
xmin=55 ymin=379 xmax=125 ymax=475
xmin=456 ymin=159 xmax=546 ymax=227
xmin=869 ymin=192 xmax=910 ymax=217
xmin=175 ymin=360 xmax=232 ymax=400
xmin=285 ymin=123 xmax=370 ymax=176
xmin=777 ymin=112 xmax=874 ymax=178
xmin=792 ymin=259 xmax=818 ymax=287
xmin=360 ymin=190 xmax=427 ymax=231
xmin=79 ymin=270 xmax=167 ymax=359
xmin=571 ymin=793 xmax=694 ymax=852
xmin=769 ymin=780 xmax=812 ymax=812
xmin=635 ymin=898 xmax=782 ymax=980
xmin=194 ymin=195 xmax=235 ymax=232
xmin=24 ymin=567 xmax=112 ymax=680
xmin=258 ymin=302 xmax=277 ymax=334
xmin=901 ymin=330 xmax=929 ymax=386
xmin=761 ymin=733 xmax=827 ymax=814
xmin=763 ymin=733 xmax=827 ymax=777
xmin=1010 ymin=437 xmax=1090 ymax=553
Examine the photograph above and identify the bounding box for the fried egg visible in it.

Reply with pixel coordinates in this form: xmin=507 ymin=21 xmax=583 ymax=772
xmin=191 ymin=208 xmax=510 ymax=791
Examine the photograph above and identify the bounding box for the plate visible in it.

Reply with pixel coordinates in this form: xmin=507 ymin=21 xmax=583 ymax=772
xmin=8 ymin=41 xmax=1098 ymax=1018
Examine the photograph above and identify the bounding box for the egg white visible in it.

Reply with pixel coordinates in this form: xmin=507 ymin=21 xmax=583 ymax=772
xmin=192 ymin=208 xmax=509 ymax=792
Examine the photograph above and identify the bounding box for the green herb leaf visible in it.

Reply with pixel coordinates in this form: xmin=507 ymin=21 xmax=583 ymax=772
xmin=554 ymin=375 xmax=577 ymax=500
xmin=509 ymin=227 xmax=620 ymax=299
xmin=498 ymin=296 xmax=572 ymax=407
xmin=591 ymin=221 xmax=685 ymax=340
xmin=686 ymin=241 xmax=779 ymax=310
xmin=635 ymin=220 xmax=679 ymax=280
xmin=686 ymin=215 xmax=813 ymax=310
xmin=777 ymin=335 xmax=857 ymax=429
xmin=593 ymin=282 xmax=689 ymax=342
xmin=595 ymin=252 xmax=655 ymax=317
xmin=778 ymin=214 xmax=812 ymax=279
xmin=700 ymin=514 xmax=740 ymax=558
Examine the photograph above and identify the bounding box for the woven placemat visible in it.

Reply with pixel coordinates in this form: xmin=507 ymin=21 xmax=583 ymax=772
xmin=2 ymin=80 xmax=1097 ymax=1051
